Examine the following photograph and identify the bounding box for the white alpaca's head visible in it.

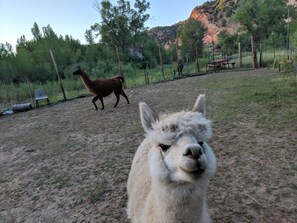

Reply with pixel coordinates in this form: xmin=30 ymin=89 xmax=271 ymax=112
xmin=139 ymin=95 xmax=216 ymax=184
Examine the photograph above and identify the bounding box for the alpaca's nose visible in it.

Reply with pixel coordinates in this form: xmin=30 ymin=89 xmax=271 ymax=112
xmin=183 ymin=144 xmax=203 ymax=160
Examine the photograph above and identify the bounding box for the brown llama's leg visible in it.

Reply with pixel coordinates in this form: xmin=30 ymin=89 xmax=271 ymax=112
xmin=98 ymin=96 xmax=104 ymax=110
xmin=120 ymin=89 xmax=130 ymax=104
xmin=92 ymin=95 xmax=102 ymax=110
xmin=113 ymin=92 xmax=120 ymax=108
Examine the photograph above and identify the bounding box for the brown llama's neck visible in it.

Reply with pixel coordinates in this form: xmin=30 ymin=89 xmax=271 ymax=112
xmin=79 ymin=70 xmax=94 ymax=92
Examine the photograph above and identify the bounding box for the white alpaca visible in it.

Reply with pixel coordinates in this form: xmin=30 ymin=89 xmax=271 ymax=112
xmin=127 ymin=94 xmax=217 ymax=223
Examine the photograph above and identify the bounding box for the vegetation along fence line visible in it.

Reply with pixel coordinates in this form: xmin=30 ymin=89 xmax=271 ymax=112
xmin=0 ymin=42 xmax=295 ymax=112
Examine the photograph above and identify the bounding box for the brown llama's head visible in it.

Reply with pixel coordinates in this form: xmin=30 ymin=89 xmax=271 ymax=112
xmin=72 ymin=66 xmax=82 ymax=75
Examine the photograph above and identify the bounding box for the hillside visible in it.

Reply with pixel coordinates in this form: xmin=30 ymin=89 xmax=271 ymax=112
xmin=147 ymin=0 xmax=297 ymax=47
xmin=146 ymin=24 xmax=180 ymax=49
xmin=147 ymin=0 xmax=239 ymax=46
xmin=189 ymin=2 xmax=240 ymax=44
xmin=289 ymin=0 xmax=297 ymax=6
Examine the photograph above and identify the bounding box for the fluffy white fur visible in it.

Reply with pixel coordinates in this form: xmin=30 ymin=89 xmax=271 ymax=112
xmin=127 ymin=95 xmax=217 ymax=223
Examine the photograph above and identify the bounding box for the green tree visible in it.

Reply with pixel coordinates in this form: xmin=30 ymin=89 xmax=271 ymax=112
xmin=236 ymin=32 xmax=251 ymax=51
xmin=12 ymin=23 xmax=83 ymax=82
xmin=232 ymin=0 xmax=287 ymax=67
xmin=31 ymin=22 xmax=42 ymax=41
xmin=178 ymin=19 xmax=205 ymax=60
xmin=232 ymin=0 xmax=287 ymax=41
xmin=218 ymin=30 xmax=237 ymax=55
xmin=42 ymin=24 xmax=59 ymax=40
xmin=85 ymin=29 xmax=95 ymax=45
xmin=0 ymin=42 xmax=14 ymax=59
xmin=93 ymin=0 xmax=150 ymax=56
xmin=288 ymin=5 xmax=297 ymax=50
xmin=0 ymin=42 xmax=16 ymax=82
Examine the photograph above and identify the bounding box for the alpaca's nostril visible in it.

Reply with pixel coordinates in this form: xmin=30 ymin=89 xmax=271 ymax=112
xmin=183 ymin=145 xmax=202 ymax=159
xmin=184 ymin=148 xmax=193 ymax=157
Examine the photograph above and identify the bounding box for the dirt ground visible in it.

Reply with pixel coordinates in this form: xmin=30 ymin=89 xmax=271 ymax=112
xmin=0 ymin=69 xmax=296 ymax=223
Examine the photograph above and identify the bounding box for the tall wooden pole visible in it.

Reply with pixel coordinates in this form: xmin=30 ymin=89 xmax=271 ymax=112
xmin=49 ymin=50 xmax=67 ymax=101
xmin=176 ymin=41 xmax=179 ymax=77
xmin=195 ymin=40 xmax=200 ymax=72
xmin=250 ymin=35 xmax=255 ymax=69
xmin=115 ymin=45 xmax=126 ymax=88
xmin=158 ymin=43 xmax=165 ymax=80
xmin=176 ymin=39 xmax=179 ymax=62
xmin=259 ymin=41 xmax=263 ymax=68
xmin=238 ymin=42 xmax=242 ymax=67
xmin=115 ymin=45 xmax=123 ymax=77
xmin=250 ymin=35 xmax=257 ymax=69
xmin=212 ymin=40 xmax=215 ymax=61
xmin=272 ymin=32 xmax=276 ymax=60
xmin=287 ymin=8 xmax=290 ymax=60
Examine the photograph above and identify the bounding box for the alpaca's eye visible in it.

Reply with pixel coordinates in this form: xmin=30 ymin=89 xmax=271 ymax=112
xmin=198 ymin=142 xmax=204 ymax=147
xmin=159 ymin=144 xmax=170 ymax=152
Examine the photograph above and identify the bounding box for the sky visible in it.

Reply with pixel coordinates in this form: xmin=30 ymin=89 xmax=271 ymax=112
xmin=0 ymin=0 xmax=205 ymax=50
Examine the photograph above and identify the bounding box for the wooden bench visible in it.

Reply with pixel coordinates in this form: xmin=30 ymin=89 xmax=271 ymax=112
xmin=223 ymin=62 xmax=236 ymax=68
xmin=207 ymin=63 xmax=221 ymax=72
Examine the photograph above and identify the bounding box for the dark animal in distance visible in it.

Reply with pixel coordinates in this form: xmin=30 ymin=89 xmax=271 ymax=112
xmin=73 ymin=66 xmax=130 ymax=110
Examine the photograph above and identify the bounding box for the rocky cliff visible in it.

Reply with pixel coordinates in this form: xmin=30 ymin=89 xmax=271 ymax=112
xmin=147 ymin=24 xmax=180 ymax=49
xmin=189 ymin=2 xmax=240 ymax=44
xmin=288 ymin=0 xmax=297 ymax=7
xmin=147 ymin=0 xmax=297 ymax=47
xmin=147 ymin=0 xmax=239 ymax=47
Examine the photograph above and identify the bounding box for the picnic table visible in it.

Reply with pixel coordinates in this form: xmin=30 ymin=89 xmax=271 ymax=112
xmin=207 ymin=57 xmax=236 ymax=72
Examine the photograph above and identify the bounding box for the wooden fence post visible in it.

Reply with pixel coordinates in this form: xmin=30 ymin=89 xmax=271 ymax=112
xmin=250 ymin=35 xmax=258 ymax=69
xmin=158 ymin=43 xmax=165 ymax=80
xmin=176 ymin=40 xmax=179 ymax=62
xmin=287 ymin=7 xmax=290 ymax=60
xmin=238 ymin=42 xmax=242 ymax=67
xmin=195 ymin=40 xmax=200 ymax=72
xmin=144 ymin=62 xmax=149 ymax=84
xmin=272 ymin=32 xmax=276 ymax=61
xmin=115 ymin=45 xmax=126 ymax=88
xmin=49 ymin=50 xmax=67 ymax=101
xmin=259 ymin=41 xmax=263 ymax=68
xmin=212 ymin=40 xmax=215 ymax=61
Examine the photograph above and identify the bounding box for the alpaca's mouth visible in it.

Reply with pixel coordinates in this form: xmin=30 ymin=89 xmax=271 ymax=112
xmin=180 ymin=164 xmax=206 ymax=175
xmin=180 ymin=155 xmax=207 ymax=175
xmin=192 ymin=167 xmax=206 ymax=175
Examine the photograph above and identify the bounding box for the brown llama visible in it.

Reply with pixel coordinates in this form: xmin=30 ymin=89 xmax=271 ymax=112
xmin=73 ymin=66 xmax=130 ymax=110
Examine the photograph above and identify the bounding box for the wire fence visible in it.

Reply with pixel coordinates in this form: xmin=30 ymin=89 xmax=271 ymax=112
xmin=1 ymin=37 xmax=296 ymax=113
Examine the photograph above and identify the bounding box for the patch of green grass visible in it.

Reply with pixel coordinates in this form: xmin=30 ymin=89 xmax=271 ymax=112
xmin=80 ymin=179 xmax=108 ymax=204
xmin=204 ymin=71 xmax=297 ymax=131
xmin=33 ymin=166 xmax=53 ymax=188
xmin=51 ymin=174 xmax=71 ymax=189
xmin=32 ymin=166 xmax=71 ymax=189
xmin=59 ymin=138 xmax=80 ymax=151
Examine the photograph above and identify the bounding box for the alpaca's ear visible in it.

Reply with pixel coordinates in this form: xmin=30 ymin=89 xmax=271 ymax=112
xmin=76 ymin=65 xmax=81 ymax=70
xmin=192 ymin=94 xmax=206 ymax=117
xmin=139 ymin=102 xmax=158 ymax=133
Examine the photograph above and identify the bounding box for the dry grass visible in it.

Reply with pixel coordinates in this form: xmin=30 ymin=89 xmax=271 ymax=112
xmin=0 ymin=69 xmax=296 ymax=223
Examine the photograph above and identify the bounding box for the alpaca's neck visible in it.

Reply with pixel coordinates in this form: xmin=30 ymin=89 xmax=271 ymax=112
xmin=151 ymin=184 xmax=209 ymax=223
xmin=79 ymin=71 xmax=94 ymax=92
